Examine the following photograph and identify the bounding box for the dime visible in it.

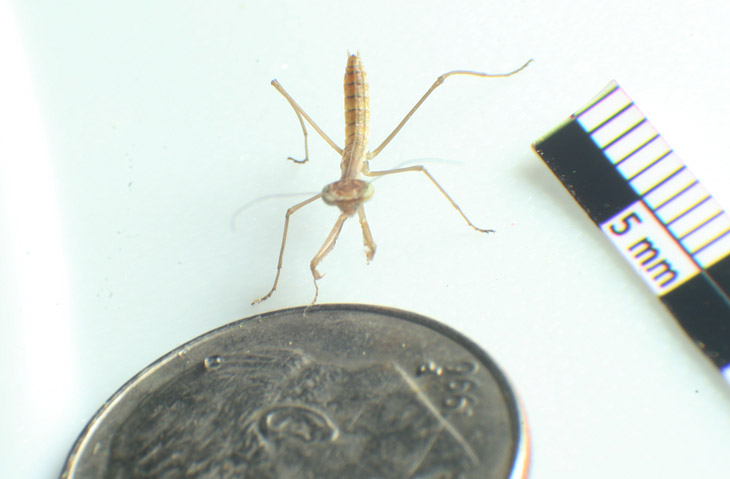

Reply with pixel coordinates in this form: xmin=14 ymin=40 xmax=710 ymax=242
xmin=61 ymin=304 xmax=529 ymax=478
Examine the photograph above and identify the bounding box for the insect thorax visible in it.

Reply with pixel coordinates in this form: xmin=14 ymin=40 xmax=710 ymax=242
xmin=322 ymin=178 xmax=374 ymax=216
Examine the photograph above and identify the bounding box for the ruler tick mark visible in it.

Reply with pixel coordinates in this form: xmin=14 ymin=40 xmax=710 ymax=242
xmin=615 ymin=133 xmax=660 ymax=167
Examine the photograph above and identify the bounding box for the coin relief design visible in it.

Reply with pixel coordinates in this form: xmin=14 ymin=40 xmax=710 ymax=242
xmin=61 ymin=305 xmax=527 ymax=479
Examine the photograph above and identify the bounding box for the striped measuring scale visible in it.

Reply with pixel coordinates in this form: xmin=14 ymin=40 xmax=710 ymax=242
xmin=533 ymin=81 xmax=730 ymax=382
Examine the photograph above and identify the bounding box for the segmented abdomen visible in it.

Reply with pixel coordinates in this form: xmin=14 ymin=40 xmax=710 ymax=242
xmin=342 ymin=53 xmax=370 ymax=178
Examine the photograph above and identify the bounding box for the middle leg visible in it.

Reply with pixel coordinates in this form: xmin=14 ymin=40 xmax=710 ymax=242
xmin=363 ymin=164 xmax=494 ymax=233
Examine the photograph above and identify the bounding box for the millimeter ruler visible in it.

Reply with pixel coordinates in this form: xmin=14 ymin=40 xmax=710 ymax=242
xmin=532 ymin=81 xmax=730 ymax=382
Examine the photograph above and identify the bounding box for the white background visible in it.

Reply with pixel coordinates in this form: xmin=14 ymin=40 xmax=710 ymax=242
xmin=2 ymin=0 xmax=730 ymax=477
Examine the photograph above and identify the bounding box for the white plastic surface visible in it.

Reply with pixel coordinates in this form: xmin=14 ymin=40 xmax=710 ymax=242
xmin=2 ymin=1 xmax=730 ymax=478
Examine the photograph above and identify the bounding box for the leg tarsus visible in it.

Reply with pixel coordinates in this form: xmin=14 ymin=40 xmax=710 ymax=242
xmin=287 ymin=156 xmax=308 ymax=164
xmin=309 ymin=274 xmax=320 ymax=305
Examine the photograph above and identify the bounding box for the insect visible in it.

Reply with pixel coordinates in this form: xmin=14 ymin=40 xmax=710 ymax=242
xmin=252 ymin=53 xmax=532 ymax=304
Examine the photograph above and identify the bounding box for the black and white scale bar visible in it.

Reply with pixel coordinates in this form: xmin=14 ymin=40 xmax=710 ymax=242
xmin=532 ymin=81 xmax=730 ymax=380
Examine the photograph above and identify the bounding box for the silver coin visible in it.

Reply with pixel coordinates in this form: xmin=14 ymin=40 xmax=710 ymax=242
xmin=61 ymin=304 xmax=529 ymax=479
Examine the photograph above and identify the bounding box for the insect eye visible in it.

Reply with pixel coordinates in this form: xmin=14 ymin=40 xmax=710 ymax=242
xmin=361 ymin=182 xmax=374 ymax=201
xmin=321 ymin=183 xmax=338 ymax=205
